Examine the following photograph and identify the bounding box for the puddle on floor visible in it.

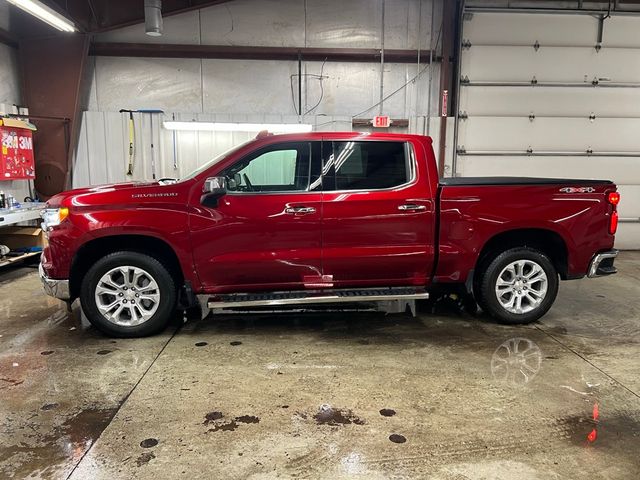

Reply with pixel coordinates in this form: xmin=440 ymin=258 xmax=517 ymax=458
xmin=313 ymin=405 xmax=365 ymax=426
xmin=0 ymin=406 xmax=118 ymax=478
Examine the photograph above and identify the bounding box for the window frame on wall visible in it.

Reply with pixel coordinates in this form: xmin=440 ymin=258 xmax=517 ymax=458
xmin=321 ymin=140 xmax=416 ymax=193
xmin=220 ymin=141 xmax=322 ymax=195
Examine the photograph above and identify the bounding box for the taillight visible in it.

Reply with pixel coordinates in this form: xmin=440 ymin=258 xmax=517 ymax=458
xmin=607 ymin=191 xmax=620 ymax=235
xmin=608 ymin=192 xmax=620 ymax=206
xmin=609 ymin=211 xmax=619 ymax=235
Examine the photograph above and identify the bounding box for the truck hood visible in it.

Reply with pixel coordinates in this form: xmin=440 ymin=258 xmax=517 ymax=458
xmin=46 ymin=181 xmax=160 ymax=208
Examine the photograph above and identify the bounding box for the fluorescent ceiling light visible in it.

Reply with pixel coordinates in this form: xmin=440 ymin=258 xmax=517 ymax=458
xmin=7 ymin=0 xmax=76 ymax=32
xmin=163 ymin=122 xmax=313 ymax=133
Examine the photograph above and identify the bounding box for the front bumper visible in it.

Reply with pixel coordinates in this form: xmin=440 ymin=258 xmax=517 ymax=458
xmin=39 ymin=262 xmax=71 ymax=301
xmin=587 ymin=249 xmax=618 ymax=278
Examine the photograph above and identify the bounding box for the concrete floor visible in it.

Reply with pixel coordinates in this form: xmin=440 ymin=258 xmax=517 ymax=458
xmin=1 ymin=254 xmax=639 ymax=480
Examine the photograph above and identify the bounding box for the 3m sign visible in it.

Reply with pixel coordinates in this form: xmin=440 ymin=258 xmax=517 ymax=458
xmin=1 ymin=126 xmax=35 ymax=180
xmin=372 ymin=116 xmax=391 ymax=128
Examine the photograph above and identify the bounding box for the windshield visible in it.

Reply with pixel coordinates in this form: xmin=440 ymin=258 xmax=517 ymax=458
xmin=181 ymin=140 xmax=253 ymax=181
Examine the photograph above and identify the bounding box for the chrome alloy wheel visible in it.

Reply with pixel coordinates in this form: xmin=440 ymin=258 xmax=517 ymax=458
xmin=495 ymin=260 xmax=548 ymax=314
xmin=94 ymin=266 xmax=160 ymax=326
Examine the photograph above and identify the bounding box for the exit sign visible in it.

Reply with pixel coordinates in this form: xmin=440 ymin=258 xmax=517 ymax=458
xmin=373 ymin=116 xmax=391 ymax=128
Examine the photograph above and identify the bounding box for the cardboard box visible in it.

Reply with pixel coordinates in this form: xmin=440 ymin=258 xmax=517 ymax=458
xmin=0 ymin=226 xmax=45 ymax=252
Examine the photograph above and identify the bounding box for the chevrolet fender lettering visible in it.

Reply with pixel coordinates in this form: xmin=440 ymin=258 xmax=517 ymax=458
xmin=131 ymin=192 xmax=179 ymax=198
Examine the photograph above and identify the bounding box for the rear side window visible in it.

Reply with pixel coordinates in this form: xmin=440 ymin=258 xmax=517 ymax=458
xmin=324 ymin=141 xmax=410 ymax=191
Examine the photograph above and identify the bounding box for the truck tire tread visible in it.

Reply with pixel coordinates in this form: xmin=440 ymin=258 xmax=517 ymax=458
xmin=79 ymin=251 xmax=177 ymax=337
xmin=479 ymin=247 xmax=559 ymax=325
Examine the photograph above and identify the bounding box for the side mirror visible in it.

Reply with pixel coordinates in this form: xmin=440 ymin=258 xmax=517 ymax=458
xmin=201 ymin=176 xmax=227 ymax=207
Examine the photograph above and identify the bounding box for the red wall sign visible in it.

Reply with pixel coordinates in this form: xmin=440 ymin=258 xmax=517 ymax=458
xmin=1 ymin=126 xmax=35 ymax=180
xmin=373 ymin=115 xmax=391 ymax=128
xmin=441 ymin=90 xmax=448 ymax=117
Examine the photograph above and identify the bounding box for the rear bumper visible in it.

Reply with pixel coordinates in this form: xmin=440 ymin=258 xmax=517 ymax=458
xmin=39 ymin=262 xmax=70 ymax=301
xmin=587 ymin=249 xmax=618 ymax=278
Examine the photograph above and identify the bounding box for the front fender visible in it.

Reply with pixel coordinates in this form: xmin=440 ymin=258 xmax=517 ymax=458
xmin=75 ymin=207 xmax=197 ymax=287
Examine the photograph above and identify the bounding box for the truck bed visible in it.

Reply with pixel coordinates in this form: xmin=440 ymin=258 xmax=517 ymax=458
xmin=435 ymin=177 xmax=617 ymax=284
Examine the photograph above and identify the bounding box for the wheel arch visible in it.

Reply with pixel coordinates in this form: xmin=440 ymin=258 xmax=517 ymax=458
xmin=69 ymin=234 xmax=185 ymax=300
xmin=474 ymin=228 xmax=569 ymax=284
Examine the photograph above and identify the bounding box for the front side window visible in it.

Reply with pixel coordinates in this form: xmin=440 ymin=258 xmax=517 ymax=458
xmin=181 ymin=140 xmax=251 ymax=181
xmin=221 ymin=142 xmax=318 ymax=193
xmin=324 ymin=141 xmax=411 ymax=191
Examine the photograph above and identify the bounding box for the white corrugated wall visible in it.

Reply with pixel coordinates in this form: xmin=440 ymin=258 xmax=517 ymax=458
xmin=73 ymin=0 xmax=444 ymax=187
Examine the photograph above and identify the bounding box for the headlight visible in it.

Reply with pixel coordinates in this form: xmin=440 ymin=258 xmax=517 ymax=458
xmin=41 ymin=208 xmax=69 ymax=230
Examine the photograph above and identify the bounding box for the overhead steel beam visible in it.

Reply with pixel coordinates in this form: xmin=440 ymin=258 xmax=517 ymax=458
xmin=89 ymin=42 xmax=439 ymax=64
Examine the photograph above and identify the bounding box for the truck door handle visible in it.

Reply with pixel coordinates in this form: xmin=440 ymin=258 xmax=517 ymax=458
xmin=398 ymin=204 xmax=426 ymax=211
xmin=285 ymin=206 xmax=316 ymax=214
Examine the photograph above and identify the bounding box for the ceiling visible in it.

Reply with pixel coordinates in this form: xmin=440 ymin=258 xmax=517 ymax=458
xmin=2 ymin=0 xmax=233 ymax=40
xmin=4 ymin=0 xmax=640 ymax=43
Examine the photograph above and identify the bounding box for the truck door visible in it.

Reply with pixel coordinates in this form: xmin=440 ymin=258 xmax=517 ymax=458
xmin=320 ymin=139 xmax=435 ymax=287
xmin=190 ymin=141 xmax=324 ymax=292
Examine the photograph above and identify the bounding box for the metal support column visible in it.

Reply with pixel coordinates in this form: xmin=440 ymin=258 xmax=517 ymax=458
xmin=451 ymin=0 xmax=465 ymax=177
xmin=437 ymin=0 xmax=458 ymax=176
xmin=19 ymin=34 xmax=90 ymax=199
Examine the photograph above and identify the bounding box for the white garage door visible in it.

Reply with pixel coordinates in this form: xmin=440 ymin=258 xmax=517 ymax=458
xmin=455 ymin=10 xmax=640 ymax=249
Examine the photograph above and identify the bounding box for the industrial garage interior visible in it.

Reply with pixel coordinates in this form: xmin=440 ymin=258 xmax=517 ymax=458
xmin=0 ymin=0 xmax=639 ymax=478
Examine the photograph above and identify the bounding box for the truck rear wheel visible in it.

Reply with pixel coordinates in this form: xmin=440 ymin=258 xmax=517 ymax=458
xmin=477 ymin=247 xmax=558 ymax=324
xmin=80 ymin=251 xmax=177 ymax=337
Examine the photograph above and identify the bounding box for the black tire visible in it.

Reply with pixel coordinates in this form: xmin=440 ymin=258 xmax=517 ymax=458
xmin=477 ymin=247 xmax=559 ymax=324
xmin=473 ymin=277 xmax=490 ymax=315
xmin=80 ymin=251 xmax=177 ymax=337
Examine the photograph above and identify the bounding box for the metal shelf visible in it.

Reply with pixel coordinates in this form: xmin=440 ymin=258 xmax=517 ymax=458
xmin=0 ymin=251 xmax=40 ymax=268
xmin=0 ymin=204 xmax=45 ymax=227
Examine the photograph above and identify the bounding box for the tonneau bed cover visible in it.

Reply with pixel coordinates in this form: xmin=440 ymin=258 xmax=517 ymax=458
xmin=439 ymin=177 xmax=613 ymax=186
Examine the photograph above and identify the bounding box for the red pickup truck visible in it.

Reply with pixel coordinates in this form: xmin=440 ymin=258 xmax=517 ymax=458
xmin=39 ymin=132 xmax=619 ymax=337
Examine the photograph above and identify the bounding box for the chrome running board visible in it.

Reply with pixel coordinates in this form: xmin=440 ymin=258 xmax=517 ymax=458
xmin=207 ymin=287 xmax=429 ymax=310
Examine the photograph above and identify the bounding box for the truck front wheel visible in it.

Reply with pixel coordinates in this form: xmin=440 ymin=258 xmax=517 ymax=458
xmin=477 ymin=247 xmax=559 ymax=324
xmin=80 ymin=251 xmax=177 ymax=337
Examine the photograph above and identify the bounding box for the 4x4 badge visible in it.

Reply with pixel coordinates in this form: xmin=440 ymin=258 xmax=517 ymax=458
xmin=559 ymin=187 xmax=596 ymax=193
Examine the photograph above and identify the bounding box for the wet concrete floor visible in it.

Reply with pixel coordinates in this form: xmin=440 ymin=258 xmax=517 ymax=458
xmin=0 ymin=253 xmax=639 ymax=479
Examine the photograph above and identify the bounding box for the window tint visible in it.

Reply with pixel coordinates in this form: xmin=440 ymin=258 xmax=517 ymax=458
xmin=325 ymin=141 xmax=410 ymax=191
xmin=221 ymin=142 xmax=316 ymax=193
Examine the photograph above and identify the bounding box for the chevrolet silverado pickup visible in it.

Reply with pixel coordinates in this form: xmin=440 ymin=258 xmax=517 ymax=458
xmin=39 ymin=132 xmax=619 ymax=337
